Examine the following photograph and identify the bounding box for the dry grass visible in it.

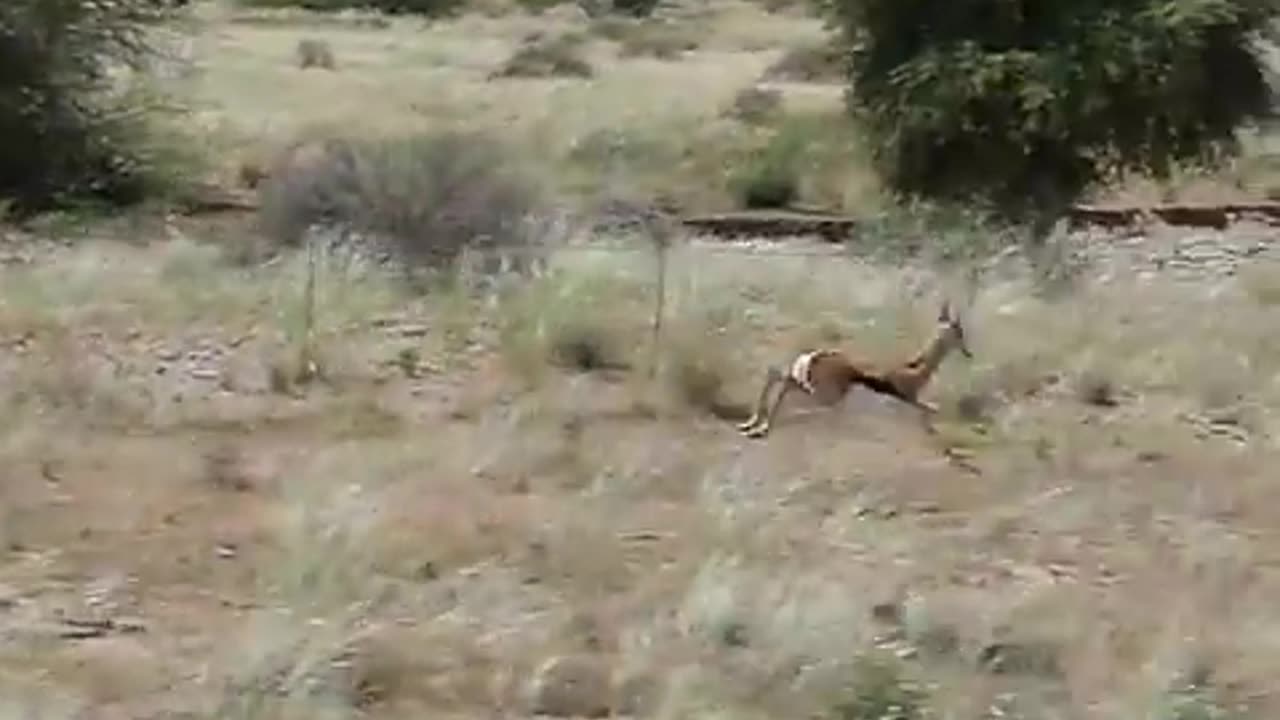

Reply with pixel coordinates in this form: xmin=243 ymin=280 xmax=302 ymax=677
xmin=2 ymin=220 xmax=1280 ymax=717
xmin=4 ymin=1 xmax=1280 ymax=718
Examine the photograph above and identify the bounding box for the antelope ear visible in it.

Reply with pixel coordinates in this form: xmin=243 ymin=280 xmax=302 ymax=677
xmin=939 ymin=301 xmax=952 ymax=321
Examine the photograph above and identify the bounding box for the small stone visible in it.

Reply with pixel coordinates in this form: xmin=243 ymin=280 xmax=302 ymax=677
xmin=397 ymin=324 xmax=430 ymax=338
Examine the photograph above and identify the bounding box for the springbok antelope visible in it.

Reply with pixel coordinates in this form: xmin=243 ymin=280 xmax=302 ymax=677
xmin=736 ymin=301 xmax=973 ymax=439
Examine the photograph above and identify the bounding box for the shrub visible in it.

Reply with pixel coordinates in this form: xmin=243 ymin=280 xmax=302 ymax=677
xmin=614 ymin=21 xmax=700 ymax=60
xmin=296 ymin=38 xmax=337 ymax=70
xmin=257 ymin=130 xmax=544 ymax=271
xmin=0 ymin=0 xmax=192 ymax=214
xmin=725 ymin=85 xmax=784 ymax=125
xmin=763 ymin=39 xmax=845 ymax=83
xmin=728 ymin=123 xmax=806 ymax=209
xmin=490 ymin=32 xmax=594 ymax=80
xmin=826 ymin=0 xmax=1280 ymax=224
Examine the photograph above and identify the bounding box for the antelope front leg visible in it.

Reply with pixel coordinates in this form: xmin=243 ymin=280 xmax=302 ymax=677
xmin=913 ymin=399 xmax=940 ymax=435
xmin=737 ymin=367 xmax=781 ymax=433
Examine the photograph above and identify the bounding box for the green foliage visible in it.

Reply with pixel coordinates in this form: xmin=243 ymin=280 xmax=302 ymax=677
xmin=1160 ymin=680 xmax=1252 ymax=720
xmin=827 ymin=0 xmax=1279 ymax=221
xmin=728 ymin=124 xmax=805 ymax=209
xmin=825 ymin=655 xmax=928 ymax=720
xmin=236 ymin=0 xmax=465 ymax=16
xmin=0 ymin=0 xmax=192 ymax=214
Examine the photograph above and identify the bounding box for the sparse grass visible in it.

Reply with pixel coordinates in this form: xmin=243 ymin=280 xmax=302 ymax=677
xmin=5 ymin=223 xmax=1280 ymax=717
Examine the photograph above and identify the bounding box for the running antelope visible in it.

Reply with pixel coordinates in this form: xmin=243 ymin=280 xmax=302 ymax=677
xmin=736 ymin=301 xmax=973 ymax=439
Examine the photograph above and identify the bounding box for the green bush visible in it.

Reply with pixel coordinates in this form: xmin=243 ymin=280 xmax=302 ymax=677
xmin=827 ymin=0 xmax=1279 ymax=222
xmin=728 ymin=121 xmax=809 ymax=209
xmin=0 ymin=0 xmax=191 ymax=214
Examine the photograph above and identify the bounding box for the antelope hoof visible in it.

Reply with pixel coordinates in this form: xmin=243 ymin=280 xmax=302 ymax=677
xmin=736 ymin=417 xmax=760 ymax=432
xmin=742 ymin=423 xmax=771 ymax=439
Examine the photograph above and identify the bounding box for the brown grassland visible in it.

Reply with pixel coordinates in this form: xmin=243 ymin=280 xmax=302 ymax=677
xmin=3 ymin=1 xmax=1280 ymax=718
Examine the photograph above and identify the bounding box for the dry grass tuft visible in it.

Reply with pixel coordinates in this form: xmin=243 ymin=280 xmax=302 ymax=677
xmin=762 ymin=38 xmax=845 ymax=83
xmin=724 ymin=84 xmax=784 ymax=124
xmin=613 ymin=20 xmax=701 ymax=60
xmin=490 ymin=31 xmax=595 ymax=79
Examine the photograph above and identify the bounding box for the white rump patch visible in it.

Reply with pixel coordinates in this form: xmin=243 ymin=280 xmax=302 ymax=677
xmin=788 ymin=351 xmax=820 ymax=394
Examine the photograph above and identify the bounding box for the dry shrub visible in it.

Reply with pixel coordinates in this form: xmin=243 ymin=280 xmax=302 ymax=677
xmin=614 ymin=21 xmax=700 ymax=60
xmin=724 ymin=85 xmax=783 ymax=125
xmin=660 ymin=317 xmax=742 ymax=419
xmin=257 ymin=131 xmax=544 ymax=270
xmin=762 ymin=39 xmax=845 ymax=83
xmin=490 ymin=32 xmax=594 ymax=79
xmin=588 ymin=16 xmax=635 ymax=41
xmin=296 ymin=38 xmax=337 ymax=69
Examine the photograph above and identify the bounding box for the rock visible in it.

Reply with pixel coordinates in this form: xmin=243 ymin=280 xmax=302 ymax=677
xmin=528 ymin=654 xmax=613 ymax=718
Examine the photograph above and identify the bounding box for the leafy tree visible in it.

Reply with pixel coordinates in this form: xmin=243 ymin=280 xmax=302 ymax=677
xmin=827 ymin=0 xmax=1279 ymax=229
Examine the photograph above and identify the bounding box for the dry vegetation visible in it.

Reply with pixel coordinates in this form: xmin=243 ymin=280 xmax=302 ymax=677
xmin=3 ymin=0 xmax=1280 ymax=719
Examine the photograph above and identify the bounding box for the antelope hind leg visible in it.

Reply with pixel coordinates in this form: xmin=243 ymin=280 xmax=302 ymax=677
xmin=737 ymin=367 xmax=781 ymax=432
xmin=744 ymin=376 xmax=795 ymax=439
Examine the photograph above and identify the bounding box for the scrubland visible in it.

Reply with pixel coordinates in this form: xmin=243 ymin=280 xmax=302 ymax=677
xmin=2 ymin=1 xmax=1280 ymax=718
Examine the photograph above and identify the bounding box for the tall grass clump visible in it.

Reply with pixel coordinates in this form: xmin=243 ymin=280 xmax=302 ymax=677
xmin=0 ymin=0 xmax=198 ymax=214
xmin=257 ymin=130 xmax=545 ymax=273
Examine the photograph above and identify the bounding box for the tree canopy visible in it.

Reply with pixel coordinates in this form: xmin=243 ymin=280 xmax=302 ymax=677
xmin=827 ymin=0 xmax=1279 ymax=222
